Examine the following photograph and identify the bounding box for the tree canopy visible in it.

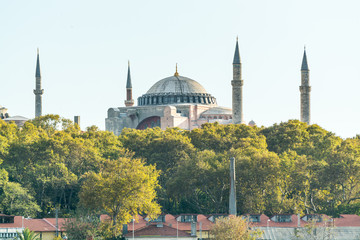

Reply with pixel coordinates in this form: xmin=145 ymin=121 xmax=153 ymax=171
xmin=0 ymin=116 xmax=359 ymax=220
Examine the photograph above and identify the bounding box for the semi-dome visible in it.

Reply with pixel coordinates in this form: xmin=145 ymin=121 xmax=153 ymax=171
xmin=138 ymin=71 xmax=217 ymax=106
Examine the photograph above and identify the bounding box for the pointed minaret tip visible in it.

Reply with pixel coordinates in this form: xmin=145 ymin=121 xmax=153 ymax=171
xmin=126 ymin=61 xmax=132 ymax=88
xmin=301 ymin=47 xmax=309 ymax=71
xmin=174 ymin=63 xmax=179 ymax=77
xmin=35 ymin=48 xmax=41 ymax=78
xmin=233 ymin=38 xmax=241 ymax=64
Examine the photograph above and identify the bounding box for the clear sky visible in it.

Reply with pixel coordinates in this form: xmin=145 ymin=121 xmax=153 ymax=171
xmin=1 ymin=0 xmax=360 ymax=138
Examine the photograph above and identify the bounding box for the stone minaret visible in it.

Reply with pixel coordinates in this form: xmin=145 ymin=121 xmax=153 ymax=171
xmin=34 ymin=48 xmax=44 ymax=117
xmin=299 ymin=48 xmax=311 ymax=124
xmin=124 ymin=61 xmax=134 ymax=107
xmin=232 ymin=38 xmax=244 ymax=124
xmin=229 ymin=157 xmax=237 ymax=216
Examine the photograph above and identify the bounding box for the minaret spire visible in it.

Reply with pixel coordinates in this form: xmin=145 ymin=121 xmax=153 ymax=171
xmin=301 ymin=46 xmax=309 ymax=71
xmin=233 ymin=38 xmax=241 ymax=65
xmin=300 ymin=48 xmax=311 ymax=124
xmin=125 ymin=61 xmax=134 ymax=107
xmin=34 ymin=48 xmax=44 ymax=117
xmin=231 ymin=37 xmax=244 ymax=124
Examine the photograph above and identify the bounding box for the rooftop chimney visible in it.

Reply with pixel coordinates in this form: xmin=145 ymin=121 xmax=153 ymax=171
xmin=191 ymin=222 xmax=197 ymax=236
xmin=74 ymin=116 xmax=80 ymax=127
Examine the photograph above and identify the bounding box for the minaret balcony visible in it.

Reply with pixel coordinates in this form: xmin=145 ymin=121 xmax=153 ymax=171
xmin=33 ymin=89 xmax=44 ymax=95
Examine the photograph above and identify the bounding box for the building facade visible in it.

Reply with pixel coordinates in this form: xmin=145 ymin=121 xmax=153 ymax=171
xmin=106 ymin=44 xmax=238 ymax=135
xmin=106 ymin=41 xmax=311 ymax=135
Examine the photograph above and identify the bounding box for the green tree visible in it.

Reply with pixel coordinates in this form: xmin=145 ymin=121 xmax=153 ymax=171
xmin=261 ymin=120 xmax=341 ymax=158
xmin=293 ymin=219 xmax=334 ymax=240
xmin=120 ymin=127 xmax=195 ymax=213
xmin=276 ymin=151 xmax=325 ymax=215
xmin=81 ymin=125 xmax=128 ymax=160
xmin=63 ymin=210 xmax=102 ymax=240
xmin=188 ymin=122 xmax=266 ymax=153
xmin=15 ymin=228 xmax=40 ymax=240
xmin=0 ymin=181 xmax=40 ymax=217
xmin=168 ymin=150 xmax=229 ymax=213
xmin=210 ymin=216 xmax=262 ymax=240
xmin=319 ymin=138 xmax=360 ymax=215
xmin=79 ymin=157 xmax=161 ymax=238
xmin=2 ymin=116 xmax=111 ymax=216
xmin=120 ymin=127 xmax=194 ymax=178
xmin=230 ymin=147 xmax=281 ymax=215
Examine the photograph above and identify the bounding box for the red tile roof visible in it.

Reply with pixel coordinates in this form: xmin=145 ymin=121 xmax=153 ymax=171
xmin=0 ymin=216 xmax=23 ymax=228
xmin=334 ymin=214 xmax=360 ymax=227
xmin=125 ymin=224 xmax=193 ymax=237
xmin=43 ymin=218 xmax=67 ymax=231
xmin=0 ymin=216 xmax=68 ymax=232
xmin=1 ymin=213 xmax=359 ymax=234
xmin=126 ymin=214 xmax=149 ymax=231
xmin=165 ymin=214 xmax=213 ymax=231
xmin=24 ymin=219 xmax=56 ymax=232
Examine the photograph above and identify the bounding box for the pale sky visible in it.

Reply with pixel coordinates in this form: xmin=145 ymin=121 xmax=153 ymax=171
xmin=1 ymin=0 xmax=360 ymax=138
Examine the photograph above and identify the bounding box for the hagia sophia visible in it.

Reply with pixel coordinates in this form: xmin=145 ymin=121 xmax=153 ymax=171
xmin=1 ymin=39 xmax=311 ymax=134
xmin=105 ymin=39 xmax=311 ymax=136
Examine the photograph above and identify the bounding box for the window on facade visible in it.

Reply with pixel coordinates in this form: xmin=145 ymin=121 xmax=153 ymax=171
xmin=249 ymin=215 xmax=261 ymax=222
xmin=276 ymin=215 xmax=292 ymax=222
xmin=181 ymin=215 xmax=197 ymax=222
xmin=0 ymin=216 xmax=14 ymax=223
xmin=307 ymin=214 xmax=322 ymax=222
xmin=150 ymin=215 xmax=166 ymax=223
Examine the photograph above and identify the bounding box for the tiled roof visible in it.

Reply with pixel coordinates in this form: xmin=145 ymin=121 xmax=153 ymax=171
xmin=126 ymin=214 xmax=149 ymax=231
xmin=0 ymin=216 xmax=23 ymax=228
xmin=43 ymin=218 xmax=67 ymax=231
xmin=0 ymin=216 xmax=68 ymax=232
xmin=125 ymin=224 xmax=193 ymax=237
xmin=24 ymin=219 xmax=56 ymax=232
xmin=1 ymin=213 xmax=360 ymax=235
xmin=335 ymin=214 xmax=360 ymax=227
xmin=165 ymin=214 xmax=213 ymax=231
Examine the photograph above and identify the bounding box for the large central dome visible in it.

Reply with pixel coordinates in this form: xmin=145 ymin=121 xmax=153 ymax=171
xmin=138 ymin=72 xmax=217 ymax=106
xmin=146 ymin=75 xmax=208 ymax=95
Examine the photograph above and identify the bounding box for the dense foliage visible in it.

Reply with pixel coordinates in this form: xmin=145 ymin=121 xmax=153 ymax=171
xmin=0 ymin=116 xmax=359 ymax=220
xmin=210 ymin=216 xmax=262 ymax=240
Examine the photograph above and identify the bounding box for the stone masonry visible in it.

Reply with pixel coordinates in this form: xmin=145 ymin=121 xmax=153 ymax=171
xmin=232 ymin=38 xmax=244 ymax=124
xmin=300 ymin=49 xmax=311 ymax=124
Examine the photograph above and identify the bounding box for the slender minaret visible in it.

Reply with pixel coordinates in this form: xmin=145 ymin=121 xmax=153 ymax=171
xmin=232 ymin=38 xmax=244 ymax=124
xmin=124 ymin=61 xmax=134 ymax=107
xmin=34 ymin=48 xmax=44 ymax=117
xmin=229 ymin=157 xmax=237 ymax=216
xmin=299 ymin=48 xmax=311 ymax=124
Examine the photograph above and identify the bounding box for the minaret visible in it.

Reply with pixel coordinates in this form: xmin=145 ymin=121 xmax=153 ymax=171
xmin=33 ymin=48 xmax=44 ymax=117
xmin=299 ymin=48 xmax=311 ymax=124
xmin=229 ymin=157 xmax=237 ymax=216
xmin=124 ymin=61 xmax=134 ymax=107
xmin=232 ymin=38 xmax=244 ymax=124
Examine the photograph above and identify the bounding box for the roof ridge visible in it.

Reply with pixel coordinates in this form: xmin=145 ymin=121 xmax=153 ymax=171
xmin=42 ymin=218 xmax=57 ymax=230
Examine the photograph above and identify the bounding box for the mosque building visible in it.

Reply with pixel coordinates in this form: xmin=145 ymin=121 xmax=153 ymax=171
xmin=106 ymin=39 xmax=311 ymax=136
xmin=105 ymin=40 xmax=242 ymax=136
